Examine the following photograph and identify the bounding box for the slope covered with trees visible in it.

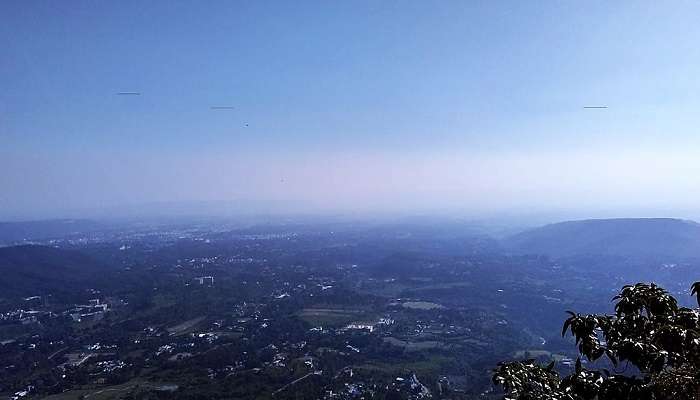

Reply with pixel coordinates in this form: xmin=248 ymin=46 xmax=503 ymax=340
xmin=0 ymin=245 xmax=106 ymax=298
xmin=504 ymin=218 xmax=700 ymax=259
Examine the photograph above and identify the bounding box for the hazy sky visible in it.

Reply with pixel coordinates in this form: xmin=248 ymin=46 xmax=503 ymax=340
xmin=3 ymin=1 xmax=700 ymax=219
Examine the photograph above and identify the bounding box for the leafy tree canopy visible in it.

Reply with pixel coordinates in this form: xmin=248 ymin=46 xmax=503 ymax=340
xmin=493 ymin=281 xmax=700 ymax=400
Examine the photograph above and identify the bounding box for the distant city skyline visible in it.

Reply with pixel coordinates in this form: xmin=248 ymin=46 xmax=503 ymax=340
xmin=3 ymin=1 xmax=700 ymax=220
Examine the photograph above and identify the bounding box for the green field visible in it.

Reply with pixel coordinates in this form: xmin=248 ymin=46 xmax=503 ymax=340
xmin=297 ymin=307 xmax=369 ymax=327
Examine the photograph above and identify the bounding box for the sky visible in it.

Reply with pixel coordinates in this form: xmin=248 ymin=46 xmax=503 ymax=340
xmin=2 ymin=1 xmax=700 ymax=220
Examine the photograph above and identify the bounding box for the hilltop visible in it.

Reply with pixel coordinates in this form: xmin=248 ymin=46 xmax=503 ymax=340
xmin=503 ymin=218 xmax=700 ymax=259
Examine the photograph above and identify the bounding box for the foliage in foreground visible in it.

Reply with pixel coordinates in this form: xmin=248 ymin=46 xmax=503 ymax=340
xmin=493 ymin=281 xmax=700 ymax=399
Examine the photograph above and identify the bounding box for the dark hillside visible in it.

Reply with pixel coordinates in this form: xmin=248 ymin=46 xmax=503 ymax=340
xmin=0 ymin=245 xmax=106 ymax=299
xmin=504 ymin=218 xmax=700 ymax=259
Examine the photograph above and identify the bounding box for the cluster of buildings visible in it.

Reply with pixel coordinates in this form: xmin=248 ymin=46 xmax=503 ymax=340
xmin=67 ymin=299 xmax=110 ymax=322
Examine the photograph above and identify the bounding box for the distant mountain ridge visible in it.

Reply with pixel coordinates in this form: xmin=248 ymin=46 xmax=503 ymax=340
xmin=0 ymin=219 xmax=104 ymax=244
xmin=504 ymin=218 xmax=700 ymax=259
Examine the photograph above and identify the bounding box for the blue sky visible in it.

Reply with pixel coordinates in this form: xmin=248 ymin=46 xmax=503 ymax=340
xmin=2 ymin=1 xmax=700 ymax=219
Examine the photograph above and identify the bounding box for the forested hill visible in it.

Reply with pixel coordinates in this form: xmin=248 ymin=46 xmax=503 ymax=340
xmin=504 ymin=218 xmax=700 ymax=259
xmin=0 ymin=245 xmax=106 ymax=298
